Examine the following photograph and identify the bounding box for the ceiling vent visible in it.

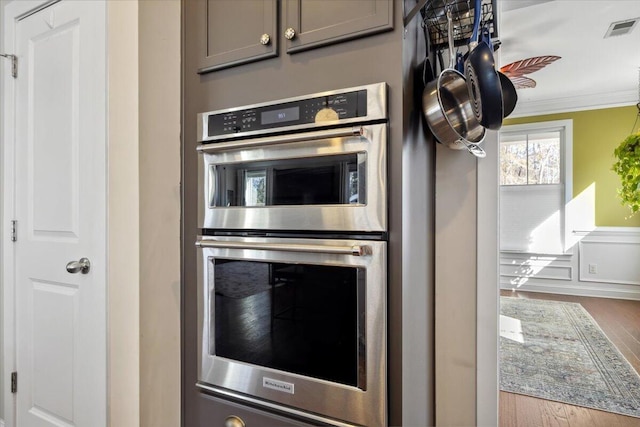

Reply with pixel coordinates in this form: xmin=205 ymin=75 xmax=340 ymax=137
xmin=604 ymin=18 xmax=639 ymax=38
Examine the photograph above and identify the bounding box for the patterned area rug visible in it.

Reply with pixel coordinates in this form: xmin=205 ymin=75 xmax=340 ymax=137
xmin=500 ymin=297 xmax=640 ymax=418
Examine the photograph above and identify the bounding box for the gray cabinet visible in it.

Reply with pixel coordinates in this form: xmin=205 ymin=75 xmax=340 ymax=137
xmin=197 ymin=0 xmax=394 ymax=74
xmin=197 ymin=0 xmax=278 ymax=74
xmin=283 ymin=0 xmax=394 ymax=53
xmin=198 ymin=393 xmax=318 ymax=426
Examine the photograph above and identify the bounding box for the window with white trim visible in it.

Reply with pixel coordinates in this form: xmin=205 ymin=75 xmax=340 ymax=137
xmin=500 ymin=131 xmax=561 ymax=185
xmin=499 ymin=120 xmax=572 ymax=254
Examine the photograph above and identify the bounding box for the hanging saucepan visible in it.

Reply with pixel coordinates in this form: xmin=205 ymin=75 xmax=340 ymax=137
xmin=464 ymin=0 xmax=503 ymax=130
xmin=499 ymin=71 xmax=518 ymax=118
xmin=422 ymin=9 xmax=486 ymax=158
xmin=480 ymin=25 xmax=518 ymax=118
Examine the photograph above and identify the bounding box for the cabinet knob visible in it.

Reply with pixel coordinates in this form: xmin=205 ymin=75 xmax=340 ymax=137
xmin=284 ymin=27 xmax=296 ymax=40
xmin=224 ymin=415 xmax=245 ymax=427
xmin=259 ymin=33 xmax=271 ymax=45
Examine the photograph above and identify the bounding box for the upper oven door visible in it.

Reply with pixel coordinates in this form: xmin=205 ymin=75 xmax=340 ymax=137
xmin=197 ymin=123 xmax=387 ymax=232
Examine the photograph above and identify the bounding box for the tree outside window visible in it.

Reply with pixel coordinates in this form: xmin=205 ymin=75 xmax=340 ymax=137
xmin=500 ymin=131 xmax=561 ymax=186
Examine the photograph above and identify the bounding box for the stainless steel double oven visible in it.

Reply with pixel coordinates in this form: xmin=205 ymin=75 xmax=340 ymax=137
xmin=196 ymin=83 xmax=388 ymax=426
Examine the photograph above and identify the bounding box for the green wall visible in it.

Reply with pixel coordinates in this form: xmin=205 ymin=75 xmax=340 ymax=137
xmin=505 ymin=105 xmax=640 ymax=227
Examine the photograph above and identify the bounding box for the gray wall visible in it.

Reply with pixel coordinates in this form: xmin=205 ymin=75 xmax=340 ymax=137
xmin=434 ymin=134 xmax=499 ymax=426
xmin=138 ymin=1 xmax=181 ymax=426
xmin=401 ymin=3 xmax=435 ymax=425
xmin=477 ymin=131 xmax=499 ymax=426
xmin=107 ymin=2 xmax=182 ymax=425
xmin=181 ymin=1 xmax=434 ymax=425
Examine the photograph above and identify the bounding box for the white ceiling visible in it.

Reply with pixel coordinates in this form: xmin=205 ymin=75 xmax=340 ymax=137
xmin=499 ymin=0 xmax=640 ymax=117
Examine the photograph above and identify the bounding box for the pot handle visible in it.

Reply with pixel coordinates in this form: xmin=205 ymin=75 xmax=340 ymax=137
xmin=456 ymin=52 xmax=465 ymax=73
xmin=460 ymin=139 xmax=487 ymax=158
xmin=471 ymin=0 xmax=482 ymax=44
xmin=481 ymin=26 xmax=493 ymax=50
xmin=447 ymin=9 xmax=455 ymax=69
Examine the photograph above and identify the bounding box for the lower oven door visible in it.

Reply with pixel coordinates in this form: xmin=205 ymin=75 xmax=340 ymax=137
xmin=196 ymin=236 xmax=387 ymax=427
xmin=197 ymin=123 xmax=387 ymax=233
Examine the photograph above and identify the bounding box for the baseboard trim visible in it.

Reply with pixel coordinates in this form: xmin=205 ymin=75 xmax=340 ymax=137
xmin=500 ymin=280 xmax=640 ymax=301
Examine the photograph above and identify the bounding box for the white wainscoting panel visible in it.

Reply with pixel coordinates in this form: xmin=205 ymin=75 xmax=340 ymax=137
xmin=500 ymin=227 xmax=640 ymax=300
xmin=578 ymin=227 xmax=640 ymax=286
xmin=500 ymin=253 xmax=572 ymax=282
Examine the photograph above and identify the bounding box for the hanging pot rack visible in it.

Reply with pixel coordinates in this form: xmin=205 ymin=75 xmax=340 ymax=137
xmin=405 ymin=0 xmax=498 ymax=49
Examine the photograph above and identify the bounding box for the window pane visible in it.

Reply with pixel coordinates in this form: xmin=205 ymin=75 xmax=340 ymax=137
xmin=527 ymin=132 xmax=560 ymax=184
xmin=500 ymin=139 xmax=528 ymax=185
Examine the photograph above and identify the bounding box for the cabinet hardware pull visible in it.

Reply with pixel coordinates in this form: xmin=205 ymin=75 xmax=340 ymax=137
xmin=284 ymin=27 xmax=296 ymax=40
xmin=224 ymin=415 xmax=245 ymax=427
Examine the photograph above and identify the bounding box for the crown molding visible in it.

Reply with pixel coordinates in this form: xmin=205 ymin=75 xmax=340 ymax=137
xmin=509 ymin=89 xmax=638 ymax=118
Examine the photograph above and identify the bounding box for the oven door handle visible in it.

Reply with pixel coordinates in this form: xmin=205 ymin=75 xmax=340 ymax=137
xmin=196 ymin=240 xmax=371 ymax=256
xmin=196 ymin=126 xmax=364 ymax=153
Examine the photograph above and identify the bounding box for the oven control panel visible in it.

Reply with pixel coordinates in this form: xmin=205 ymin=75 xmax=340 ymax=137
xmin=197 ymin=83 xmax=387 ymax=143
xmin=207 ymin=90 xmax=366 ymax=137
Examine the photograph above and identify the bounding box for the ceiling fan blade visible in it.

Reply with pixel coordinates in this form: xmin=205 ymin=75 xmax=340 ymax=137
xmin=500 ymin=55 xmax=561 ymax=78
xmin=510 ymin=76 xmax=537 ymax=89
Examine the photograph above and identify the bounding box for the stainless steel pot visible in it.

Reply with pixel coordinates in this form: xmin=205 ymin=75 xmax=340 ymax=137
xmin=422 ymin=9 xmax=486 ymax=158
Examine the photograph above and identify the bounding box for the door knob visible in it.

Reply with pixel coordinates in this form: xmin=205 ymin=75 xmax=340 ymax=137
xmin=66 ymin=257 xmax=91 ymax=274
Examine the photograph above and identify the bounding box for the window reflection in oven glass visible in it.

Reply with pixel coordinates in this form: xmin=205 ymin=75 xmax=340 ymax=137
xmin=212 ymin=258 xmax=363 ymax=387
xmin=209 ymin=153 xmax=365 ymax=207
xmin=243 ymin=170 xmax=266 ymax=206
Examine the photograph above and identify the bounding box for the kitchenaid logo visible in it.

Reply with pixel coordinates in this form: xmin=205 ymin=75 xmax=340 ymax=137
xmin=262 ymin=377 xmax=295 ymax=394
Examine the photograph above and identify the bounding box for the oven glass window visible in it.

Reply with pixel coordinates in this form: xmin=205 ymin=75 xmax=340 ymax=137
xmin=210 ymin=153 xmax=364 ymax=207
xmin=212 ymin=258 xmax=363 ymax=387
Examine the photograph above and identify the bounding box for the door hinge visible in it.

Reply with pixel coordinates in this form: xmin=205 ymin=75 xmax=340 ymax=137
xmin=11 ymin=371 xmax=17 ymax=393
xmin=11 ymin=220 xmax=17 ymax=242
xmin=0 ymin=53 xmax=17 ymax=78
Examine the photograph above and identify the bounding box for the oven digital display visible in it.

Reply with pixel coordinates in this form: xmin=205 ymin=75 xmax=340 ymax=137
xmin=261 ymin=107 xmax=300 ymax=125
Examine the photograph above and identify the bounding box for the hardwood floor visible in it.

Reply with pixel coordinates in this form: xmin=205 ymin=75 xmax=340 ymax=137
xmin=499 ymin=290 xmax=640 ymax=427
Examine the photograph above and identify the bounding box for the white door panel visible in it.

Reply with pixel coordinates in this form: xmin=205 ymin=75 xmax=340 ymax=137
xmin=11 ymin=1 xmax=107 ymax=426
xmin=29 ymin=20 xmax=80 ymax=239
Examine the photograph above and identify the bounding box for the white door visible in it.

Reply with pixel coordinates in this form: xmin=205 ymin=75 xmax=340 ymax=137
xmin=9 ymin=0 xmax=107 ymax=425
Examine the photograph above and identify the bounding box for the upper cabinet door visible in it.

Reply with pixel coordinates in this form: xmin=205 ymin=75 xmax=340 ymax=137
xmin=198 ymin=0 xmax=278 ymax=74
xmin=283 ymin=0 xmax=393 ymax=54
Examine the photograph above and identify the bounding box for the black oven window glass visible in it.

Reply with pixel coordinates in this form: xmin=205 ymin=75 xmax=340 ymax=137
xmin=210 ymin=153 xmax=365 ymax=207
xmin=212 ymin=259 xmax=362 ymax=387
